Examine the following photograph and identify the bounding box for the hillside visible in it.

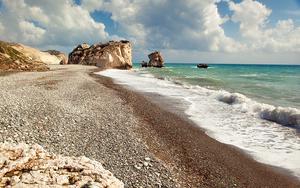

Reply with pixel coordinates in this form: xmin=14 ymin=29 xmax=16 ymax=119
xmin=0 ymin=40 xmax=64 ymax=72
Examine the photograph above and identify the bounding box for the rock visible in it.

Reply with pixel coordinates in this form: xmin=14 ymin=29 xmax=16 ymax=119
xmin=143 ymin=161 xmax=149 ymax=167
xmin=0 ymin=40 xmax=49 ymax=72
xmin=0 ymin=142 xmax=124 ymax=188
xmin=141 ymin=51 xmax=164 ymax=68
xmin=10 ymin=43 xmax=61 ymax=65
xmin=148 ymin=51 xmax=164 ymax=67
xmin=144 ymin=157 xmax=151 ymax=161
xmin=197 ymin=64 xmax=208 ymax=68
xmin=141 ymin=61 xmax=148 ymax=67
xmin=44 ymin=50 xmax=68 ymax=65
xmin=68 ymin=40 xmax=132 ymax=69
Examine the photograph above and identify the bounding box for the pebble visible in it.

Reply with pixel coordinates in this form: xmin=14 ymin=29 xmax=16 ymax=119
xmin=0 ymin=65 xmax=177 ymax=188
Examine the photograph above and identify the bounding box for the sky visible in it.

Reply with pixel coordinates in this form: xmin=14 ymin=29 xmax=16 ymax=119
xmin=0 ymin=0 xmax=299 ymax=64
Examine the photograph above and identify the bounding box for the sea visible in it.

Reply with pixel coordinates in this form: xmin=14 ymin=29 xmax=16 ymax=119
xmin=98 ymin=63 xmax=300 ymax=179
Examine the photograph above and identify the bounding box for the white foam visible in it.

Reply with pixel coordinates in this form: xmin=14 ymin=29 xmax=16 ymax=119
xmin=97 ymin=69 xmax=300 ymax=179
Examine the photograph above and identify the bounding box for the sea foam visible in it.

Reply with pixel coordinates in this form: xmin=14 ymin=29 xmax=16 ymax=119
xmin=97 ymin=69 xmax=300 ymax=179
xmin=217 ymin=91 xmax=300 ymax=128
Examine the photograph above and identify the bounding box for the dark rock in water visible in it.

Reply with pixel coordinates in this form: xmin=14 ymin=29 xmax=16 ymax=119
xmin=141 ymin=61 xmax=148 ymax=67
xmin=68 ymin=41 xmax=132 ymax=69
xmin=141 ymin=51 xmax=164 ymax=68
xmin=197 ymin=64 xmax=208 ymax=68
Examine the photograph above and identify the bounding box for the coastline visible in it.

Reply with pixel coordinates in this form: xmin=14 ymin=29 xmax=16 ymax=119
xmin=0 ymin=65 xmax=299 ymax=187
xmin=92 ymin=69 xmax=300 ymax=187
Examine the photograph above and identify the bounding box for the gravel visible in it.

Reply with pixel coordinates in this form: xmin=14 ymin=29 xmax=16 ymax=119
xmin=0 ymin=65 xmax=177 ymax=187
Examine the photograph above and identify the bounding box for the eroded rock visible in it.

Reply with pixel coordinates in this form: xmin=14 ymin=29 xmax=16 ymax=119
xmin=0 ymin=40 xmax=49 ymax=72
xmin=141 ymin=51 xmax=164 ymax=68
xmin=68 ymin=40 xmax=132 ymax=69
xmin=44 ymin=50 xmax=68 ymax=65
xmin=0 ymin=142 xmax=124 ymax=188
xmin=148 ymin=51 xmax=164 ymax=67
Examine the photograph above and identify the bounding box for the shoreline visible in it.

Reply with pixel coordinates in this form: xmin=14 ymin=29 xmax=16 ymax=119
xmin=92 ymin=69 xmax=300 ymax=187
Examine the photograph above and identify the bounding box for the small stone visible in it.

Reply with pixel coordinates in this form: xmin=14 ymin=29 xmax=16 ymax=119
xmin=134 ymin=165 xmax=142 ymax=170
xmin=56 ymin=175 xmax=69 ymax=185
xmin=144 ymin=157 xmax=151 ymax=161
xmin=143 ymin=162 xmax=149 ymax=167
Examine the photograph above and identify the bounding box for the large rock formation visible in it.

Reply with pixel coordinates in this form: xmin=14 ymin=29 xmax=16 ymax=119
xmin=68 ymin=41 xmax=132 ymax=69
xmin=0 ymin=41 xmax=49 ymax=71
xmin=141 ymin=51 xmax=164 ymax=68
xmin=44 ymin=50 xmax=68 ymax=65
xmin=0 ymin=142 xmax=124 ymax=188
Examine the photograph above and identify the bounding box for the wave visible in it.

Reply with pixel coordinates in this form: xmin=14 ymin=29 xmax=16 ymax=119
xmin=98 ymin=69 xmax=300 ymax=179
xmin=217 ymin=91 xmax=300 ymax=128
xmin=156 ymin=75 xmax=300 ymax=128
xmin=151 ymin=73 xmax=300 ymax=128
xmin=239 ymin=73 xmax=267 ymax=77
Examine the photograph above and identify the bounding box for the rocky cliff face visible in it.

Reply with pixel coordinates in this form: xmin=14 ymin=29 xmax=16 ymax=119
xmin=68 ymin=41 xmax=132 ymax=69
xmin=0 ymin=41 xmax=49 ymax=71
xmin=10 ymin=43 xmax=61 ymax=65
xmin=0 ymin=142 xmax=124 ymax=188
xmin=44 ymin=50 xmax=68 ymax=65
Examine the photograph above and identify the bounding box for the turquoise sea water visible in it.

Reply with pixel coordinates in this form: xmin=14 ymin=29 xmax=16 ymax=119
xmin=134 ymin=64 xmax=300 ymax=109
xmin=99 ymin=64 xmax=300 ymax=179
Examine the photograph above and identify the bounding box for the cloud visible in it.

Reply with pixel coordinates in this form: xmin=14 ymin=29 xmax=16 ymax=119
xmin=0 ymin=0 xmax=299 ymax=57
xmin=83 ymin=0 xmax=244 ymax=52
xmin=229 ymin=0 xmax=272 ymax=39
xmin=0 ymin=0 xmax=110 ymax=49
xmin=228 ymin=0 xmax=300 ymax=52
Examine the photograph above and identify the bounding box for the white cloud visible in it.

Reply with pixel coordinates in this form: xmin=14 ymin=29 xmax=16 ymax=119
xmin=0 ymin=21 xmax=4 ymax=33
xmin=0 ymin=0 xmax=110 ymax=49
xmin=229 ymin=0 xmax=271 ymax=39
xmin=85 ymin=0 xmax=244 ymax=52
xmin=19 ymin=20 xmax=46 ymax=43
xmin=0 ymin=0 xmax=299 ymax=59
xmin=229 ymin=0 xmax=300 ymax=52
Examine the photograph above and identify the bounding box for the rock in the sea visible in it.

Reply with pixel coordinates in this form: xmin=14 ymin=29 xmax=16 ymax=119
xmin=197 ymin=64 xmax=208 ymax=68
xmin=0 ymin=142 xmax=124 ymax=188
xmin=148 ymin=51 xmax=164 ymax=68
xmin=44 ymin=50 xmax=68 ymax=65
xmin=68 ymin=40 xmax=132 ymax=69
xmin=141 ymin=51 xmax=164 ymax=68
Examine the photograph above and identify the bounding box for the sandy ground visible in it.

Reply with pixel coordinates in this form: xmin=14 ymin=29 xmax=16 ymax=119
xmin=1 ymin=64 xmax=299 ymax=187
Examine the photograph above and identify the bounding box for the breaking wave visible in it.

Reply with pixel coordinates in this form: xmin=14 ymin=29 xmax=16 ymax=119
xmin=217 ymin=92 xmax=300 ymax=128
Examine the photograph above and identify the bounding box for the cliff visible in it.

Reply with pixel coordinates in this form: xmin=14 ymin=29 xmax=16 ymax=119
xmin=10 ymin=43 xmax=61 ymax=65
xmin=44 ymin=50 xmax=68 ymax=65
xmin=0 ymin=41 xmax=49 ymax=71
xmin=68 ymin=40 xmax=132 ymax=69
xmin=0 ymin=142 xmax=124 ymax=187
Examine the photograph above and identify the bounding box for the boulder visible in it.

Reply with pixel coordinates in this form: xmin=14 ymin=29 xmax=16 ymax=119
xmin=68 ymin=40 xmax=132 ymax=69
xmin=0 ymin=142 xmax=124 ymax=188
xmin=148 ymin=51 xmax=164 ymax=67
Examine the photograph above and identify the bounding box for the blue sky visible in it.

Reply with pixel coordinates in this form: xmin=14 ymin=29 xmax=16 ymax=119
xmin=0 ymin=0 xmax=299 ymax=64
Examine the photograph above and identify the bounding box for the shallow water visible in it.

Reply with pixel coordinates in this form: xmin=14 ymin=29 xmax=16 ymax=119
xmin=97 ymin=64 xmax=300 ymax=179
xmin=136 ymin=64 xmax=300 ymax=109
